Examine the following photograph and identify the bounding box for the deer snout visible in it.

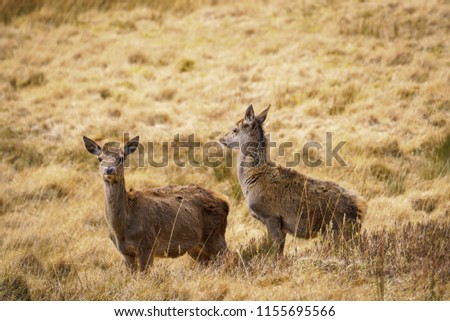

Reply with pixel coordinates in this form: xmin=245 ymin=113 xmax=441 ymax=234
xmin=102 ymin=166 xmax=120 ymax=183
xmin=105 ymin=167 xmax=114 ymax=175
xmin=219 ymin=137 xmax=227 ymax=146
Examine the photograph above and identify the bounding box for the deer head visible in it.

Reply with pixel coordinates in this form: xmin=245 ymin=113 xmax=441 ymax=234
xmin=219 ymin=104 xmax=270 ymax=149
xmin=83 ymin=136 xmax=139 ymax=184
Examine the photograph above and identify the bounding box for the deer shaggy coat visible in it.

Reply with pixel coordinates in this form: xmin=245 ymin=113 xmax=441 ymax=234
xmin=219 ymin=105 xmax=366 ymax=254
xmin=83 ymin=136 xmax=228 ymax=271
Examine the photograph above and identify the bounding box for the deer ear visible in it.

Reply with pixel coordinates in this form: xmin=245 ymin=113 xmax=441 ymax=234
xmin=256 ymin=104 xmax=270 ymax=124
xmin=83 ymin=136 xmax=102 ymax=156
xmin=244 ymin=104 xmax=255 ymax=124
xmin=124 ymin=136 xmax=140 ymax=157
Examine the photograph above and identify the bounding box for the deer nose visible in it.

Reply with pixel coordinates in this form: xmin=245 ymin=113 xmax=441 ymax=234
xmin=105 ymin=167 xmax=114 ymax=175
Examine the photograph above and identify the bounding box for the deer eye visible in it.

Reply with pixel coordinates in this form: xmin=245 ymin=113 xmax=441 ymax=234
xmin=98 ymin=157 xmax=102 ymax=162
xmin=232 ymin=128 xmax=238 ymax=134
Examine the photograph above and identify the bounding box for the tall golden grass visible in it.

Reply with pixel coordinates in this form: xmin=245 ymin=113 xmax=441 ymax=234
xmin=0 ymin=0 xmax=449 ymax=300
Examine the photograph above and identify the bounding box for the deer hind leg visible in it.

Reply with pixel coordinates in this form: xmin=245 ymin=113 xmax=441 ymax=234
xmin=265 ymin=216 xmax=286 ymax=256
xmin=138 ymin=245 xmax=154 ymax=272
xmin=204 ymin=234 xmax=227 ymax=259
xmin=188 ymin=245 xmax=211 ymax=264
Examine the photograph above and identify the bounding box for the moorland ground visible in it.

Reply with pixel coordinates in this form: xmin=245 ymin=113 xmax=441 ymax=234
xmin=0 ymin=0 xmax=449 ymax=300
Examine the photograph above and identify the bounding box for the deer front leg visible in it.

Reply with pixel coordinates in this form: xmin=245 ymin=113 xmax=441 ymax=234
xmin=265 ymin=216 xmax=286 ymax=256
xmin=112 ymin=234 xmax=138 ymax=271
xmin=109 ymin=232 xmax=118 ymax=249
xmin=188 ymin=245 xmax=211 ymax=264
xmin=123 ymin=254 xmax=138 ymax=272
xmin=250 ymin=210 xmax=264 ymax=223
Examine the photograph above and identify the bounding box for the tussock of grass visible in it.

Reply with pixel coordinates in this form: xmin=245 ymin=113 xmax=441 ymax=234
xmin=366 ymin=140 xmax=403 ymax=158
xmin=17 ymin=254 xmax=45 ymax=276
xmin=147 ymin=112 xmax=171 ymax=126
xmin=10 ymin=72 xmax=46 ymax=89
xmin=369 ymin=163 xmax=406 ymax=196
xmin=221 ymin=236 xmax=279 ymax=275
xmin=226 ymin=173 xmax=243 ymax=202
xmin=417 ymin=134 xmax=450 ymax=179
xmin=156 ymin=87 xmax=177 ymax=101
xmin=397 ymin=86 xmax=419 ymax=100
xmin=99 ymin=88 xmax=112 ymax=99
xmin=384 ymin=171 xmax=407 ymax=196
xmin=370 ymin=163 xmax=393 ymax=181
xmin=329 ymin=83 xmax=359 ymax=115
xmin=0 ymin=275 xmax=31 ymax=301
xmin=128 ymin=52 xmax=148 ymax=65
xmin=426 ymin=134 xmax=450 ymax=179
xmin=1 ymin=140 xmax=45 ymax=171
xmin=179 ymin=59 xmax=195 ymax=73
xmin=410 ymin=196 xmax=437 ymax=214
xmin=388 ymin=51 xmax=413 ymax=66
xmin=316 ymin=221 xmax=449 ymax=300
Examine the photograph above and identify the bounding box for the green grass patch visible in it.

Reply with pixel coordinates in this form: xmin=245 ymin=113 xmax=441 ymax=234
xmin=179 ymin=59 xmax=195 ymax=72
xmin=422 ymin=134 xmax=450 ymax=179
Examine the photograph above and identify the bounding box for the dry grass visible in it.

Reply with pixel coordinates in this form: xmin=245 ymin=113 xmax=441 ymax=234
xmin=0 ymin=0 xmax=449 ymax=300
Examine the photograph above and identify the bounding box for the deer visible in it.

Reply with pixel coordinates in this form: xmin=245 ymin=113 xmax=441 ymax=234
xmin=83 ymin=135 xmax=229 ymax=271
xmin=219 ymin=104 xmax=366 ymax=255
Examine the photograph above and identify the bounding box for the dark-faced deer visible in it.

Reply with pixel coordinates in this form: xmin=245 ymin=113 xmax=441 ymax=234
xmin=219 ymin=105 xmax=366 ymax=255
xmin=83 ymin=136 xmax=228 ymax=271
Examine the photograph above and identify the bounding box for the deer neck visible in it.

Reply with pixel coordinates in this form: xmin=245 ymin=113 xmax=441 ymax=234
xmin=103 ymin=178 xmax=127 ymax=239
xmin=237 ymin=137 xmax=269 ymax=191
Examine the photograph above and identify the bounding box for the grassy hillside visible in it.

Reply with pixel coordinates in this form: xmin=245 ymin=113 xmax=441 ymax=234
xmin=0 ymin=0 xmax=449 ymax=300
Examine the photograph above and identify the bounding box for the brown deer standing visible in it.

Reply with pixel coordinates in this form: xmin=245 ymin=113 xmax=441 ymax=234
xmin=83 ymin=136 xmax=228 ymax=271
xmin=219 ymin=105 xmax=366 ymax=255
